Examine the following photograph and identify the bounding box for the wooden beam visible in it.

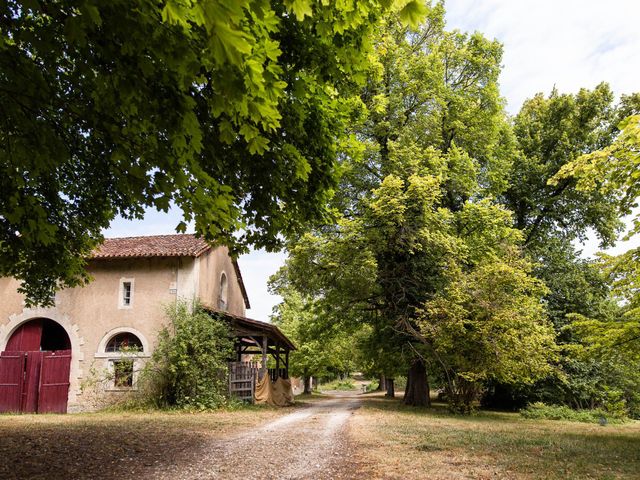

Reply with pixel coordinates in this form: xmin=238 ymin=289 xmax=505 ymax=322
xmin=233 ymin=329 xmax=273 ymax=338
xmin=239 ymin=347 xmax=286 ymax=357
xmin=285 ymin=350 xmax=289 ymax=378
xmin=275 ymin=343 xmax=280 ymax=375
xmin=251 ymin=335 xmax=269 ymax=347
xmin=261 ymin=336 xmax=267 ymax=376
xmin=243 ymin=347 xmax=279 ymax=354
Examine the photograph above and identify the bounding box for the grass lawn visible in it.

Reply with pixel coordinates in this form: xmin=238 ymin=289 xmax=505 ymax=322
xmin=0 ymin=406 xmax=285 ymax=480
xmin=351 ymin=396 xmax=640 ymax=480
xmin=319 ymin=379 xmax=358 ymax=391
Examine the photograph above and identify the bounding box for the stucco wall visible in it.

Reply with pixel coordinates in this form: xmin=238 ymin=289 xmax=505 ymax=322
xmin=0 ymin=248 xmax=248 ymax=411
xmin=198 ymin=246 xmax=247 ymax=317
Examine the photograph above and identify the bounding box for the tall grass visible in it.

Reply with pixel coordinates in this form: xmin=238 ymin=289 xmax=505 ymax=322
xmin=521 ymin=402 xmax=627 ymax=424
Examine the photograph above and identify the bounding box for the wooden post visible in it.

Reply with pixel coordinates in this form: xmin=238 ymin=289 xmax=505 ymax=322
xmin=275 ymin=343 xmax=280 ymax=378
xmin=261 ymin=336 xmax=267 ymax=377
xmin=285 ymin=350 xmax=289 ymax=379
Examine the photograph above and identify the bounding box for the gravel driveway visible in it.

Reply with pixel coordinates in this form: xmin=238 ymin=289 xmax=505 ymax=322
xmin=151 ymin=393 xmax=363 ymax=480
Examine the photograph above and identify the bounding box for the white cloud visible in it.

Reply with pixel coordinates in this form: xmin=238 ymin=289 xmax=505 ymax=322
xmin=445 ymin=0 xmax=640 ymax=114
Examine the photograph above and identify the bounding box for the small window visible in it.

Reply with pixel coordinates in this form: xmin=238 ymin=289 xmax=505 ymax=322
xmin=122 ymin=282 xmax=132 ymax=305
xmin=106 ymin=332 xmax=143 ymax=353
xmin=113 ymin=359 xmax=134 ymax=388
xmin=119 ymin=278 xmax=134 ymax=308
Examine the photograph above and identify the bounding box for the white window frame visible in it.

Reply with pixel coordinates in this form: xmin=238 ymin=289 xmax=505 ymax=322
xmin=95 ymin=328 xmax=150 ymax=391
xmin=118 ymin=278 xmax=134 ymax=309
xmin=108 ymin=358 xmax=137 ymax=390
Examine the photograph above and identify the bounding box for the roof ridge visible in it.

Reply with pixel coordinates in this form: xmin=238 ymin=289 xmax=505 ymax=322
xmin=93 ymin=234 xmax=210 ymax=259
xmin=102 ymin=233 xmax=197 ymax=240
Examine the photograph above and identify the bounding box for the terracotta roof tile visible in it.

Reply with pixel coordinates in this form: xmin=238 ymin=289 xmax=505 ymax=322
xmin=93 ymin=234 xmax=211 ymax=259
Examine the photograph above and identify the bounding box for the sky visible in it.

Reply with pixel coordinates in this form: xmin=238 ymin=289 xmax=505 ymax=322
xmin=445 ymin=0 xmax=640 ymax=116
xmin=104 ymin=0 xmax=640 ymax=321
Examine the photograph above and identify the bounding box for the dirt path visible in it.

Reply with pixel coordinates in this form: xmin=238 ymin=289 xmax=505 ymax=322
xmin=152 ymin=393 xmax=363 ymax=480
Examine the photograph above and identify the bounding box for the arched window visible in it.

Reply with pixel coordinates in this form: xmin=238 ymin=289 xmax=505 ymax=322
xmin=218 ymin=272 xmax=228 ymax=311
xmin=104 ymin=332 xmax=143 ymax=388
xmin=105 ymin=332 xmax=143 ymax=353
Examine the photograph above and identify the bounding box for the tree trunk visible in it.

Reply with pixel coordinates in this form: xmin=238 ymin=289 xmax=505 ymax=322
xmin=404 ymin=358 xmax=430 ymax=407
xmin=303 ymin=376 xmax=312 ymax=394
xmin=385 ymin=378 xmax=395 ymax=397
xmin=377 ymin=374 xmax=386 ymax=391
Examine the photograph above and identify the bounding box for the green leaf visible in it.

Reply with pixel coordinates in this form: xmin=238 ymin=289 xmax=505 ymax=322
xmin=161 ymin=1 xmax=190 ymax=29
xmin=398 ymin=1 xmax=428 ymax=29
xmin=284 ymin=0 xmax=313 ymax=21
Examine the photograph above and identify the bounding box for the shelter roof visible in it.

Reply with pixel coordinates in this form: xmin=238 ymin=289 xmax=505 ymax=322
xmin=203 ymin=305 xmax=296 ymax=351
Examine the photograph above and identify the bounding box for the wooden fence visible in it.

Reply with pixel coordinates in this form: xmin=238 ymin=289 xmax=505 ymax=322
xmin=228 ymin=361 xmax=258 ymax=403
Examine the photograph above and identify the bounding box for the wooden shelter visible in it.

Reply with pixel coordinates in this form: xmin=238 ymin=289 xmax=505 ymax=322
xmin=202 ymin=306 xmax=296 ymax=403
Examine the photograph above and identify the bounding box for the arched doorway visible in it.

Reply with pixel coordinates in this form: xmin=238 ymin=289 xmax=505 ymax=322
xmin=0 ymin=318 xmax=72 ymax=413
xmin=5 ymin=318 xmax=71 ymax=352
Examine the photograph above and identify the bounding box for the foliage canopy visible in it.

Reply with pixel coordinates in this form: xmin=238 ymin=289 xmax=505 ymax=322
xmin=0 ymin=0 xmax=425 ymax=305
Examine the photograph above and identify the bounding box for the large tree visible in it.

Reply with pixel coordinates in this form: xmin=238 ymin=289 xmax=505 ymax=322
xmin=276 ymin=6 xmax=544 ymax=408
xmin=282 ymin=156 xmax=555 ymax=411
xmin=554 ymin=110 xmax=640 ymax=284
xmin=501 ymin=83 xmax=627 ymax=252
xmin=482 ymin=89 xmax=640 ymax=410
xmin=420 ymin=246 xmax=556 ymax=412
xmin=0 ymin=0 xmax=425 ymax=304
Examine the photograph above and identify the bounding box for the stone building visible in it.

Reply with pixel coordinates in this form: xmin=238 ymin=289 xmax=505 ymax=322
xmin=0 ymin=234 xmax=254 ymax=412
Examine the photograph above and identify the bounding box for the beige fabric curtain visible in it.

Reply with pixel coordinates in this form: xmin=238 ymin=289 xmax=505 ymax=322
xmin=255 ymin=373 xmax=294 ymax=406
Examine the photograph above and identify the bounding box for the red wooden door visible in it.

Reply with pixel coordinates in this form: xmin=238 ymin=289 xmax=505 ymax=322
xmin=5 ymin=320 xmax=42 ymax=351
xmin=21 ymin=351 xmax=44 ymax=413
xmin=0 ymin=352 xmax=24 ymax=412
xmin=2 ymin=320 xmax=71 ymax=413
xmin=38 ymin=350 xmax=71 ymax=413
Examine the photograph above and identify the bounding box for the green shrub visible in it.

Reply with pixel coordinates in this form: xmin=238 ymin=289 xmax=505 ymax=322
xmin=394 ymin=376 xmax=407 ymax=390
xmin=139 ymin=301 xmax=234 ymax=410
xmin=521 ymin=402 xmax=627 ymax=424
xmin=599 ymin=387 xmax=628 ymax=419
xmin=321 ymin=379 xmax=357 ymax=391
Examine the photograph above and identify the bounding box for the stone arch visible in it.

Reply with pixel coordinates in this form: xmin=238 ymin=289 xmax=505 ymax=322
xmin=96 ymin=326 xmax=150 ymax=357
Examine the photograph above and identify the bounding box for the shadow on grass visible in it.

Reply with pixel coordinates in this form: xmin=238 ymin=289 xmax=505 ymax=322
xmin=359 ymin=395 xmax=516 ymax=422
xmin=359 ymin=396 xmax=640 ymax=479
xmin=0 ymin=415 xmax=219 ymax=480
